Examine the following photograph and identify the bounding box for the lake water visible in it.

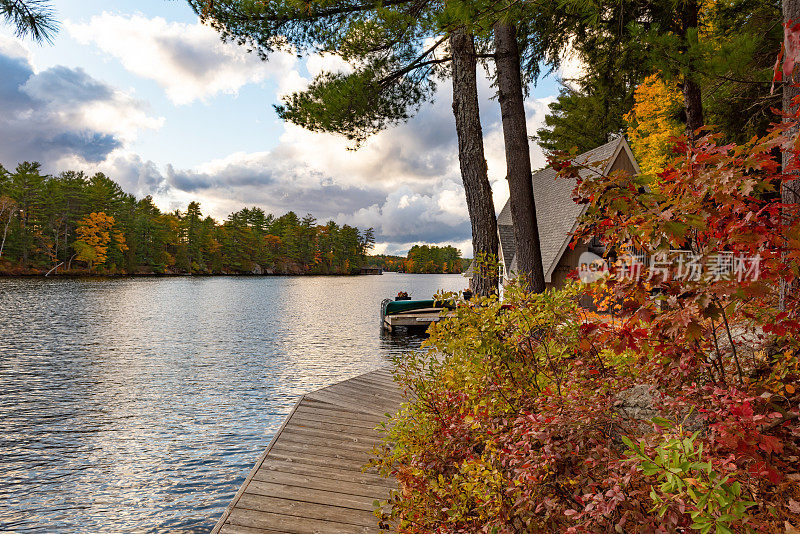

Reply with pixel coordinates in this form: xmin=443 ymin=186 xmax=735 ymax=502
xmin=0 ymin=273 xmax=466 ymax=533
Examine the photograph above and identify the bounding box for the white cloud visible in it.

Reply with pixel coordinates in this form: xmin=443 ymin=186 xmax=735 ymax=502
xmin=275 ymin=52 xmax=355 ymax=98
xmin=0 ymin=24 xmax=559 ymax=255
xmin=0 ymin=36 xmax=162 ymax=169
xmin=306 ymin=53 xmax=353 ymax=77
xmin=0 ymin=33 xmax=32 ymax=64
xmin=557 ymin=44 xmax=587 ymax=89
xmin=66 ymin=13 xmax=298 ymax=105
xmin=343 ymin=182 xmax=472 ymax=245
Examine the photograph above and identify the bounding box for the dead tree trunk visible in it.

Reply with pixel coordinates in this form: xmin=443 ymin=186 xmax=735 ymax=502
xmin=450 ymin=28 xmax=499 ymax=296
xmin=784 ymin=0 xmax=800 ymax=196
xmin=493 ymin=21 xmax=546 ymax=292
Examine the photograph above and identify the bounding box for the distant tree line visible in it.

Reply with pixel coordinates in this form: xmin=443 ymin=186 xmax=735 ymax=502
xmin=0 ymin=162 xmax=375 ymax=275
xmin=405 ymin=245 xmax=465 ymax=274
xmin=366 ymin=255 xmax=406 ymax=273
xmin=367 ymin=245 xmax=468 ymax=274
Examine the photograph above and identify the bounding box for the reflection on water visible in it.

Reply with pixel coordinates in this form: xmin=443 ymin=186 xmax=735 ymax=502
xmin=0 ymin=273 xmax=465 ymax=533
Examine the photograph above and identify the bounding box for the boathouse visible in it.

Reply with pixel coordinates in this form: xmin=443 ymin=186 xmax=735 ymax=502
xmin=491 ymin=136 xmax=640 ymax=292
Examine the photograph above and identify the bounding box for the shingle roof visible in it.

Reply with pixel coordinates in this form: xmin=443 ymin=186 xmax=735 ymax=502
xmin=498 ymin=224 xmax=516 ymax=274
xmin=497 ymin=137 xmax=627 ymax=282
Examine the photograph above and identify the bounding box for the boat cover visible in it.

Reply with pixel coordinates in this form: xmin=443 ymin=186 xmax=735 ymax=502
xmin=384 ymin=299 xmax=454 ymax=315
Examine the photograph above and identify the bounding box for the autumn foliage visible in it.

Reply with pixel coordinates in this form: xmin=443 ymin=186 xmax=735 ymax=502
xmin=624 ymin=73 xmax=683 ymax=178
xmin=373 ymin=109 xmax=800 ymax=532
xmin=75 ymin=212 xmax=127 ymax=270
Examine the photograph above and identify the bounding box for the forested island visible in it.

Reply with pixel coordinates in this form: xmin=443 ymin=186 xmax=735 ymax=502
xmin=367 ymin=245 xmax=469 ymax=274
xmin=0 ymin=162 xmax=376 ymax=276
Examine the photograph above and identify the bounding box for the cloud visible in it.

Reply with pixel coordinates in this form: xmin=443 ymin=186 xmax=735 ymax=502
xmin=0 ymin=36 xmax=162 ymax=168
xmin=99 ymin=152 xmax=169 ymax=197
xmin=557 ymin=44 xmax=587 ymax=90
xmin=343 ymin=181 xmax=472 ymax=246
xmin=0 ymin=25 xmax=558 ymax=256
xmin=162 ymin=153 xmax=387 ymax=220
xmin=66 ymin=13 xmax=298 ymax=104
xmin=277 ymin=52 xmax=354 ymax=98
xmin=95 ymin=63 xmax=555 ymax=255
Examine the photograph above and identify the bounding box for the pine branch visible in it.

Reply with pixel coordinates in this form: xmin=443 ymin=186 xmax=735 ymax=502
xmin=0 ymin=0 xmax=58 ymax=43
xmin=379 ymin=57 xmax=451 ymax=86
xmin=206 ymin=0 xmax=416 ymax=24
xmin=378 ymin=34 xmax=450 ymax=86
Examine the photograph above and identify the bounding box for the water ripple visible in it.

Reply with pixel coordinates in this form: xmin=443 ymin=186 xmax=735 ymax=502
xmin=0 ymin=274 xmax=465 ymax=533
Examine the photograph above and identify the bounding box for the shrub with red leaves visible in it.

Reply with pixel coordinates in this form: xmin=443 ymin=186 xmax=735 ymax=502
xmin=372 ymin=109 xmax=800 ymax=533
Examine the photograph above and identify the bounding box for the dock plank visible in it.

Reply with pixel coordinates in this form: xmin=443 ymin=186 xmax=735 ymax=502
xmin=257 ymin=460 xmax=395 ymax=488
xmin=251 ymin=470 xmax=391 ymax=497
xmin=212 ymin=368 xmax=401 ymax=534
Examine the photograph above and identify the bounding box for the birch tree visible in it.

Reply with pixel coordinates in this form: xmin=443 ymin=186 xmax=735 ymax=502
xmin=0 ymin=196 xmax=17 ymax=260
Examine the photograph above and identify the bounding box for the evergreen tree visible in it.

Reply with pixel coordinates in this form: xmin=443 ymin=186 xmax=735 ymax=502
xmin=535 ymin=0 xmax=780 ymax=152
xmin=0 ymin=160 xmax=376 ymax=276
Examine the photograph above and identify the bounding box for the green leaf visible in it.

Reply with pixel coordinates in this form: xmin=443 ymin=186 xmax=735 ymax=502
xmin=651 ymin=416 xmax=673 ymax=428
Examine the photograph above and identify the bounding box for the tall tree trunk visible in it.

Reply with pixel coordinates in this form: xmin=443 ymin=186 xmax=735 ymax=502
xmin=782 ymin=0 xmax=800 ymax=310
xmin=784 ymin=0 xmax=800 ymax=192
xmin=682 ymin=79 xmax=704 ymax=140
xmin=20 ymin=213 xmax=28 ymax=265
xmin=450 ymin=28 xmax=499 ymax=296
xmin=681 ymin=0 xmax=704 ymax=142
xmin=493 ymin=21 xmax=546 ymax=293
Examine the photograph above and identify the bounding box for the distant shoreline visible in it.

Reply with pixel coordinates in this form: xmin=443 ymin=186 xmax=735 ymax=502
xmin=0 ymin=270 xmax=362 ymax=278
xmin=0 ymin=270 xmax=463 ymax=279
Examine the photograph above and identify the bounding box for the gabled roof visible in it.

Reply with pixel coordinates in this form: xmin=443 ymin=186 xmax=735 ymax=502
xmin=498 ymin=136 xmax=639 ymax=283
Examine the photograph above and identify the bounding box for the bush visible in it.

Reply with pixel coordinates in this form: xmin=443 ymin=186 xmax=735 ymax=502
xmin=372 ymin=113 xmax=800 ymax=532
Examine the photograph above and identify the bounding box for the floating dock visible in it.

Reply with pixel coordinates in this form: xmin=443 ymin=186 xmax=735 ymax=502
xmin=211 ymin=367 xmax=403 ymax=534
xmin=382 ymin=307 xmax=446 ymax=332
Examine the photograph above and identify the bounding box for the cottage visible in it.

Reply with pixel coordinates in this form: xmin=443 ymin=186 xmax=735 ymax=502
xmin=467 ymin=136 xmax=640 ymax=293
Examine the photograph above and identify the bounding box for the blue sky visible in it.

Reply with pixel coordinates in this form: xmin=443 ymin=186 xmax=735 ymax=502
xmin=0 ymin=0 xmax=565 ymax=255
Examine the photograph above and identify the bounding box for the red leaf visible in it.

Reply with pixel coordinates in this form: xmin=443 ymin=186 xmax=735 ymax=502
xmin=773 ymin=43 xmax=785 ymax=95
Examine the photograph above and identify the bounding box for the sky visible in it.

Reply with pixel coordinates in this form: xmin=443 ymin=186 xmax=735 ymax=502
xmin=0 ymin=0 xmax=567 ymax=256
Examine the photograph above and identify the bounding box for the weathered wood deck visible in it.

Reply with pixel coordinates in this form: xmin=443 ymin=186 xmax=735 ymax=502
xmin=211 ymin=367 xmax=403 ymax=534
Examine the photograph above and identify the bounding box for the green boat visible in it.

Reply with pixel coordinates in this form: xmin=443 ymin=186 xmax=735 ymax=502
xmin=381 ymin=297 xmax=456 ymax=332
xmin=383 ymin=299 xmax=439 ymax=316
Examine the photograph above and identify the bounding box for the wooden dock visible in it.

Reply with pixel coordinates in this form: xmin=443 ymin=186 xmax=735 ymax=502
xmin=211 ymin=367 xmax=403 ymax=534
xmin=381 ymin=308 xmax=458 ymax=332
xmin=382 ymin=308 xmax=444 ymax=332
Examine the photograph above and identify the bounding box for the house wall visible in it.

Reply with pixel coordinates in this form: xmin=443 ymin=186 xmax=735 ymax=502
xmin=548 ymin=148 xmax=634 ymax=288
xmin=549 ymin=241 xmax=590 ymax=288
xmin=609 ymin=148 xmax=637 ymax=175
